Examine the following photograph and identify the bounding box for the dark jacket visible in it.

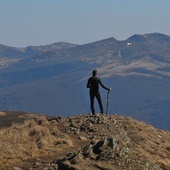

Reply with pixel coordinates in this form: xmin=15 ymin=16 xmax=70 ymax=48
xmin=87 ymin=75 xmax=109 ymax=94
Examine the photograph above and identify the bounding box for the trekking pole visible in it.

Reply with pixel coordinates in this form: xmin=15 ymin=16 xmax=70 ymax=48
xmin=106 ymin=90 xmax=110 ymax=115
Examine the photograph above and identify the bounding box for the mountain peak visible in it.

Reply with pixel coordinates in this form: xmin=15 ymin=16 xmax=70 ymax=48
xmin=126 ymin=34 xmax=148 ymax=43
xmin=126 ymin=33 xmax=170 ymax=44
xmin=89 ymin=37 xmax=118 ymax=46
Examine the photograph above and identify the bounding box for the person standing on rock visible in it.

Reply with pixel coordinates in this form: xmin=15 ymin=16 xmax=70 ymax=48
xmin=87 ymin=69 xmax=111 ymax=115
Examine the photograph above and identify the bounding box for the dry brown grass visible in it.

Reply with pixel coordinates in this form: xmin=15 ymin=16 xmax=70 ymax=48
xmin=0 ymin=116 xmax=72 ymax=169
xmin=0 ymin=111 xmax=6 ymax=116
xmin=1 ymin=113 xmax=170 ymax=170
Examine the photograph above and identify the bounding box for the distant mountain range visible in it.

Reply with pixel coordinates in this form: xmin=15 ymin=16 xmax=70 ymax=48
xmin=1 ymin=33 xmax=170 ymax=130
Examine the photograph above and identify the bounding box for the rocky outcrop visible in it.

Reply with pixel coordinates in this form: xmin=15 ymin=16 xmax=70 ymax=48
xmin=54 ymin=136 xmax=163 ymax=170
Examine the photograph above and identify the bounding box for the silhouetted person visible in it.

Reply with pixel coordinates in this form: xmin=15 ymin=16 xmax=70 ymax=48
xmin=87 ymin=69 xmax=111 ymax=115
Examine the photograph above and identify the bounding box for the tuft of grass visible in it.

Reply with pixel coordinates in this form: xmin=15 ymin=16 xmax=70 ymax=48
xmin=0 ymin=116 xmax=72 ymax=169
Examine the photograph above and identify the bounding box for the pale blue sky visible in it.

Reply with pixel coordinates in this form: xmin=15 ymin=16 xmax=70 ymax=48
xmin=0 ymin=0 xmax=170 ymax=47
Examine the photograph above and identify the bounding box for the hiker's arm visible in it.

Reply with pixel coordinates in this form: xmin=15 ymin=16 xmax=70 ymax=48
xmin=99 ymin=79 xmax=111 ymax=91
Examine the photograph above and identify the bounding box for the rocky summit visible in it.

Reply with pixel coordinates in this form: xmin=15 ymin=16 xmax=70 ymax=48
xmin=0 ymin=111 xmax=170 ymax=170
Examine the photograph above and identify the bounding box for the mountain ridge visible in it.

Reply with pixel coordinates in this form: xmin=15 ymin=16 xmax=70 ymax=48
xmin=0 ymin=33 xmax=170 ymax=130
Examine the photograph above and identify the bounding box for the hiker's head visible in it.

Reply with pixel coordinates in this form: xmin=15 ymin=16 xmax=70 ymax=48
xmin=92 ymin=69 xmax=97 ymax=76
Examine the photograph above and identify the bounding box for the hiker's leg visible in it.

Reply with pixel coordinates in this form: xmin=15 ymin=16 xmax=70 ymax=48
xmin=96 ymin=92 xmax=104 ymax=114
xmin=90 ymin=93 xmax=95 ymax=114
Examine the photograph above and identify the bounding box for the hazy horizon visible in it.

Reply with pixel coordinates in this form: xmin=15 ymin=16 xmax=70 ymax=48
xmin=1 ymin=0 xmax=170 ymax=47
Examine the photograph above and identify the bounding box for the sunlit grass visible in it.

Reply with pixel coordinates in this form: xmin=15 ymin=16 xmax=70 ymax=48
xmin=0 ymin=116 xmax=72 ymax=169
